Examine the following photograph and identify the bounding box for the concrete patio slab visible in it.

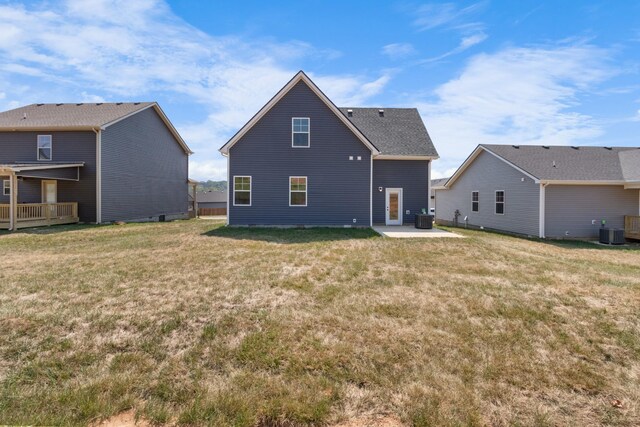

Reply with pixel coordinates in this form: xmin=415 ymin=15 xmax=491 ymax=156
xmin=372 ymin=225 xmax=464 ymax=239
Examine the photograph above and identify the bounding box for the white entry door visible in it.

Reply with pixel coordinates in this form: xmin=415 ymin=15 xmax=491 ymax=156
xmin=41 ymin=180 xmax=57 ymax=203
xmin=385 ymin=188 xmax=403 ymax=225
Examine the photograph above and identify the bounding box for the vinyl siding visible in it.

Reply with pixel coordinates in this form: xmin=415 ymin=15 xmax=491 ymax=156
xmin=545 ymin=185 xmax=639 ymax=238
xmin=372 ymin=159 xmax=429 ymax=224
xmin=435 ymin=150 xmax=540 ymax=236
xmin=101 ymin=107 xmax=189 ymax=223
xmin=0 ymin=131 xmax=97 ymax=222
xmin=228 ymin=81 xmax=371 ymax=226
xmin=198 ymin=201 xmax=226 ymax=209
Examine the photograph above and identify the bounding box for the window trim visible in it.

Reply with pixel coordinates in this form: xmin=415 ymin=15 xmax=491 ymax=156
xmin=233 ymin=175 xmax=252 ymax=207
xmin=2 ymin=180 xmax=10 ymax=196
xmin=495 ymin=190 xmax=505 ymax=215
xmin=291 ymin=117 xmax=310 ymax=148
xmin=471 ymin=190 xmax=479 ymax=212
xmin=289 ymin=176 xmax=307 ymax=207
xmin=37 ymin=135 xmax=52 ymax=161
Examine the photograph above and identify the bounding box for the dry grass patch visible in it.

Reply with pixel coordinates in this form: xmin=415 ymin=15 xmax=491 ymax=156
xmin=0 ymin=220 xmax=639 ymax=426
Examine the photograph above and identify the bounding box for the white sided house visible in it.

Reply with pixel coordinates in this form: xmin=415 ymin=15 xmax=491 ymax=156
xmin=434 ymin=145 xmax=640 ymax=239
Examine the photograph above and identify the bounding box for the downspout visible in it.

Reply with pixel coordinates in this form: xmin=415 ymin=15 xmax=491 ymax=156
xmin=427 ymin=160 xmax=431 ymax=213
xmin=93 ymin=128 xmax=102 ymax=224
xmin=539 ymin=182 xmax=548 ymax=238
xmin=226 ymin=151 xmax=230 ymax=226
xmin=370 ymin=154 xmax=373 ymax=227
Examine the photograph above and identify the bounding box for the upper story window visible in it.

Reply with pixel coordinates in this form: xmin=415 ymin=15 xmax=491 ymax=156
xmin=233 ymin=176 xmax=251 ymax=206
xmin=37 ymin=135 xmax=52 ymax=161
xmin=289 ymin=176 xmax=307 ymax=206
xmin=495 ymin=190 xmax=505 ymax=214
xmin=471 ymin=191 xmax=479 ymax=212
xmin=2 ymin=180 xmax=10 ymax=196
xmin=292 ymin=118 xmax=310 ymax=148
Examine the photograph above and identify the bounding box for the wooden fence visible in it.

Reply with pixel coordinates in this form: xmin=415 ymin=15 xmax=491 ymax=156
xmin=625 ymin=216 xmax=640 ymax=240
xmin=199 ymin=207 xmax=227 ymax=216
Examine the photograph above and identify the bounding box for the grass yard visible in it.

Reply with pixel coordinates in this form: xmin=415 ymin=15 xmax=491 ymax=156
xmin=0 ymin=220 xmax=639 ymax=426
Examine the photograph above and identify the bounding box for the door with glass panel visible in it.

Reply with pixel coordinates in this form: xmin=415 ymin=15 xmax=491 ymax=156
xmin=385 ymin=188 xmax=402 ymax=225
xmin=41 ymin=180 xmax=57 ymax=218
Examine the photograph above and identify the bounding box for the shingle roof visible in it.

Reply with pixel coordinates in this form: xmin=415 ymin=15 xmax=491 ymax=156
xmin=431 ymin=177 xmax=449 ymax=187
xmin=481 ymin=144 xmax=640 ymax=182
xmin=339 ymin=108 xmax=438 ymax=157
xmin=0 ymin=102 xmax=155 ymax=129
xmin=197 ymin=191 xmax=227 ymax=203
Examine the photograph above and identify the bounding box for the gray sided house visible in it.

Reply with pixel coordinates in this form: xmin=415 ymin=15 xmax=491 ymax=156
xmin=219 ymin=71 xmax=439 ymax=227
xmin=0 ymin=102 xmax=192 ymax=230
xmin=434 ymin=145 xmax=640 ymax=239
xmin=197 ymin=191 xmax=227 ymax=209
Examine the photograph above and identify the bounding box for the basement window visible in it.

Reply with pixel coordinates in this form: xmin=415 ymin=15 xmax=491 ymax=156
xmin=37 ymin=135 xmax=52 ymax=161
xmin=2 ymin=180 xmax=10 ymax=196
xmin=233 ymin=176 xmax=251 ymax=206
xmin=495 ymin=190 xmax=505 ymax=215
xmin=292 ymin=118 xmax=310 ymax=147
xmin=471 ymin=191 xmax=479 ymax=212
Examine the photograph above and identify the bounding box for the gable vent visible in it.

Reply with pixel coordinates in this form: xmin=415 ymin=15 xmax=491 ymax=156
xmin=347 ymin=109 xmax=353 ymax=117
xmin=378 ymin=109 xmax=384 ymax=117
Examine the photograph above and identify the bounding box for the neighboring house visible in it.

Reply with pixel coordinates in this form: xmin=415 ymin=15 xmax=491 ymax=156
xmin=0 ymin=102 xmax=192 ymax=230
xmin=197 ymin=190 xmax=227 ymax=215
xmin=435 ymin=144 xmax=640 ymax=239
xmin=430 ymin=177 xmax=449 ymax=214
xmin=219 ymin=71 xmax=438 ymax=227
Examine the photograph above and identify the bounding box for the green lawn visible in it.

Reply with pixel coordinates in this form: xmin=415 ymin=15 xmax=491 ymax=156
xmin=0 ymin=220 xmax=638 ymax=426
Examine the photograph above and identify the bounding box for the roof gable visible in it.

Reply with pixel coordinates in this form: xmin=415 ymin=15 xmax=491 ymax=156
xmin=0 ymin=102 xmax=192 ymax=155
xmin=340 ymin=108 xmax=438 ymax=158
xmin=219 ymin=71 xmax=378 ymax=155
xmin=445 ymin=144 xmax=640 ymax=189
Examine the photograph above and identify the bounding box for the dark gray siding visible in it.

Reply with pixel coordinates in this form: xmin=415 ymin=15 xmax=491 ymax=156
xmin=545 ymin=186 xmax=639 ymax=238
xmin=0 ymin=131 xmax=97 ymax=222
xmin=101 ymin=107 xmax=189 ymax=222
xmin=199 ymin=201 xmax=226 ymax=209
xmin=435 ymin=150 xmax=540 ymax=236
xmin=372 ymin=159 xmax=429 ymax=224
xmin=229 ymin=81 xmax=371 ymax=226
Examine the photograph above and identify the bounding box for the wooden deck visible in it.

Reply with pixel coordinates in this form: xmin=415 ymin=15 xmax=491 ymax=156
xmin=0 ymin=202 xmax=79 ymax=230
xmin=625 ymin=216 xmax=640 ymax=241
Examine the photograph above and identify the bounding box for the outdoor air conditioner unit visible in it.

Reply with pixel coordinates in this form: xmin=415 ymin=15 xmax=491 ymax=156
xmin=599 ymin=228 xmax=625 ymax=245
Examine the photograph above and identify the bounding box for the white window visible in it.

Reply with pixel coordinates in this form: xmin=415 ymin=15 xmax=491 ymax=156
xmin=37 ymin=135 xmax=52 ymax=161
xmin=471 ymin=191 xmax=479 ymax=212
xmin=2 ymin=180 xmax=10 ymax=196
xmin=289 ymin=176 xmax=307 ymax=206
xmin=495 ymin=190 xmax=505 ymax=214
xmin=233 ymin=176 xmax=251 ymax=206
xmin=292 ymin=118 xmax=310 ymax=147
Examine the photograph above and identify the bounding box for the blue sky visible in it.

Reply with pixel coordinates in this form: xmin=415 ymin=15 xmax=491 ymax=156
xmin=0 ymin=1 xmax=639 ymax=179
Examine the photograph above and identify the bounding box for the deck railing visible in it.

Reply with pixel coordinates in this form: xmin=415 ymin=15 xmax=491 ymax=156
xmin=625 ymin=216 xmax=640 ymax=240
xmin=0 ymin=202 xmax=78 ymax=229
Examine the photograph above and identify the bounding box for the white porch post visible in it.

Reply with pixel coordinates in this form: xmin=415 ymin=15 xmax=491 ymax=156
xmin=9 ymin=172 xmax=17 ymax=231
xmin=539 ymin=183 xmax=546 ymax=239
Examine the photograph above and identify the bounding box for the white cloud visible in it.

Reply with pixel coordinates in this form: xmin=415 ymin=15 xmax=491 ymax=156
xmin=417 ymin=44 xmax=614 ymax=178
xmin=409 ymin=2 xmax=488 ymax=63
xmin=0 ymin=0 xmax=391 ymax=180
xmin=382 ymin=43 xmax=416 ymax=59
xmin=421 ymin=31 xmax=488 ymax=63
xmin=412 ymin=2 xmax=486 ymax=32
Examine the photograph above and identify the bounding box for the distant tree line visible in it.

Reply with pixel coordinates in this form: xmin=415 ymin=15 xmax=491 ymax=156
xmin=197 ymin=180 xmax=227 ymax=192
